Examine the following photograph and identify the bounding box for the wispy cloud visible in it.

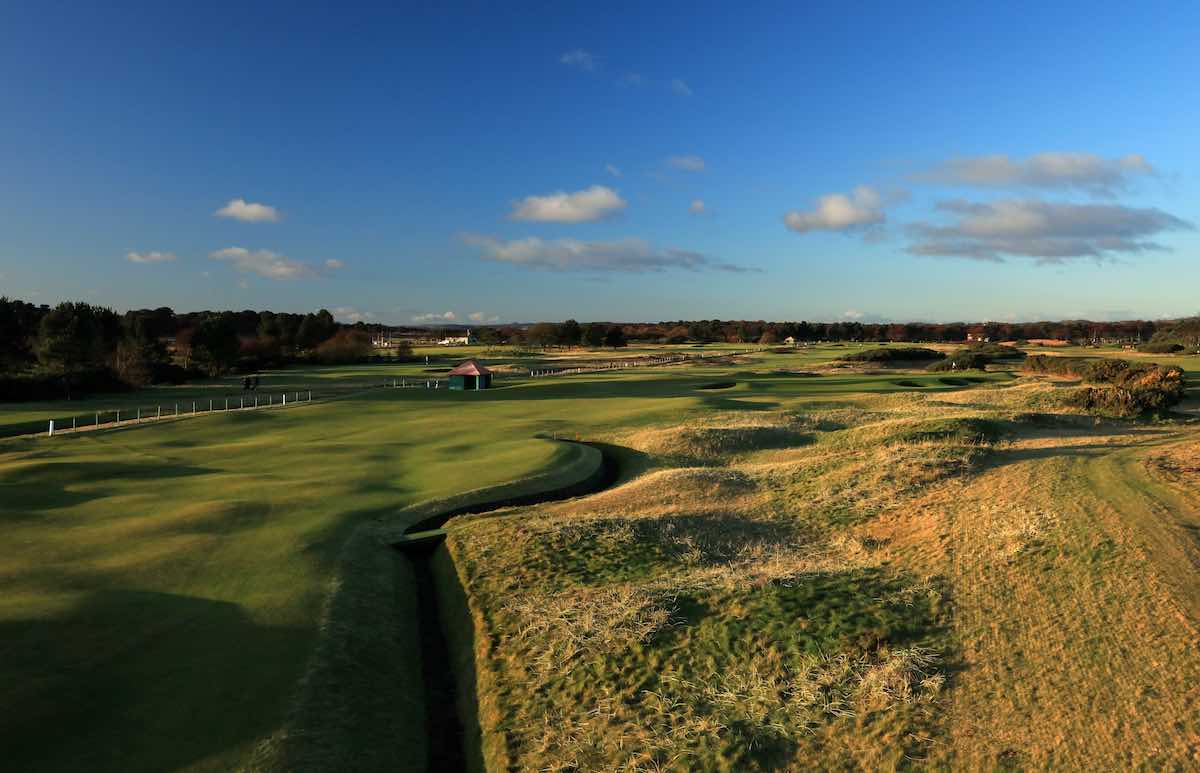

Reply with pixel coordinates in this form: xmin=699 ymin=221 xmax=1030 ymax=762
xmin=916 ymin=152 xmax=1154 ymax=197
xmin=689 ymin=199 xmax=706 ymax=214
xmin=210 ymin=246 xmax=338 ymax=280
xmin=412 ymin=311 xmax=458 ymax=323
xmin=468 ymin=311 xmax=501 ymax=323
xmin=126 ymin=250 xmax=177 ymax=264
xmin=461 ymin=233 xmax=758 ymax=274
xmin=333 ymin=306 xmax=375 ymax=323
xmin=324 ymin=259 xmax=344 ymax=269
xmin=605 ymin=163 xmax=622 ymax=177
xmin=784 ymin=186 xmax=893 ymax=234
xmin=666 ymin=155 xmax=706 ymax=173
xmin=560 ymin=49 xmax=595 ymax=71
xmin=670 ymin=78 xmax=692 ymax=96
xmin=906 ymin=199 xmax=1193 ymax=263
xmin=214 ymin=198 xmax=281 ymax=223
xmin=510 ymin=185 xmax=627 ymax=223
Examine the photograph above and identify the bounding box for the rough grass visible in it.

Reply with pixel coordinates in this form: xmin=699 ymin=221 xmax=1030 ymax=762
xmin=447 ymin=374 xmax=1200 ymax=770
xmin=448 ymin=393 xmax=1018 ymax=770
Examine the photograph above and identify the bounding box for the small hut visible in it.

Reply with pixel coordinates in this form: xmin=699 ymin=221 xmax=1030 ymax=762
xmin=447 ymin=359 xmax=493 ymax=391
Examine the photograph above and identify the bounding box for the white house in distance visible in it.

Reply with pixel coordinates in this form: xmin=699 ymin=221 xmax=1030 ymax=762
xmin=438 ymin=329 xmax=477 ymax=346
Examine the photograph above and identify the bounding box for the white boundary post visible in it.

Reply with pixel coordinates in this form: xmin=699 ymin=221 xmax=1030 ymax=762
xmin=48 ymin=420 xmax=54 ymax=437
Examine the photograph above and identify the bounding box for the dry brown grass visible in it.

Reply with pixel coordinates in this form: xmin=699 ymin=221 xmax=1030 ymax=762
xmin=448 ymin=381 xmax=1200 ymax=770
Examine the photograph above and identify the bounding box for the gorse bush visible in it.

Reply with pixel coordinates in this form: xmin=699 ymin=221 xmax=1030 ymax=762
xmin=928 ymin=342 xmax=1025 ymax=372
xmin=314 ymin=330 xmax=374 ymax=364
xmin=840 ymin=347 xmax=945 ymax=363
xmin=928 ymin=352 xmax=992 ymax=371
xmin=1137 ymin=341 xmax=1185 ymax=354
xmin=1023 ymin=355 xmax=1186 ymax=417
xmin=963 ymin=342 xmax=1026 ymax=360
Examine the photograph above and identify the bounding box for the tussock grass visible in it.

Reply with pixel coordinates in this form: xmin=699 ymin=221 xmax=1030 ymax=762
xmin=631 ymin=420 xmax=812 ymax=464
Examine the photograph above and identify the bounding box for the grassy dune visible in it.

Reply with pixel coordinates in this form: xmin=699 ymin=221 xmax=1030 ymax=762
xmin=446 ymin=380 xmax=1200 ymax=770
xmin=3 ymin=346 xmax=1199 ymax=770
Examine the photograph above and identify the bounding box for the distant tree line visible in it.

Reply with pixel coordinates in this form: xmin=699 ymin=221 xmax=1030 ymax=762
xmin=0 ymin=298 xmax=396 ymax=401
xmin=427 ymin=317 xmax=1175 ymax=349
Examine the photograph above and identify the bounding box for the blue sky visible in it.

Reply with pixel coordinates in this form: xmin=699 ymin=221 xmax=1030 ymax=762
xmin=1 ymin=1 xmax=1198 ymax=324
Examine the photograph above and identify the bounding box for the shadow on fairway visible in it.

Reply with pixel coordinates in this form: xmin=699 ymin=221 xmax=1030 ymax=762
xmin=0 ymin=460 xmax=217 ymax=518
xmin=0 ymin=589 xmax=306 ymax=773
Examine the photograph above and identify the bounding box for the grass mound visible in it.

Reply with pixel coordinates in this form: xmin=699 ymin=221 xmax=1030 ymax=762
xmin=450 ymin=397 xmax=992 ymax=769
xmin=633 ymin=421 xmax=812 ymax=462
xmin=840 ymin=347 xmax=945 ymax=363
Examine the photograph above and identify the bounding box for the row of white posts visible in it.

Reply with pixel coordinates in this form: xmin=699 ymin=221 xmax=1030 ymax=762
xmin=47 ymin=390 xmax=314 ymax=437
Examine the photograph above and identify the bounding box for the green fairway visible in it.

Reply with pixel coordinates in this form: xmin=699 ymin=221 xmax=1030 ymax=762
xmin=0 ymin=392 xmax=572 ymax=771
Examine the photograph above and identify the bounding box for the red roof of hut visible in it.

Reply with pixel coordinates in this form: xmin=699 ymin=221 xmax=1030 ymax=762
xmin=448 ymin=359 xmax=492 ymax=376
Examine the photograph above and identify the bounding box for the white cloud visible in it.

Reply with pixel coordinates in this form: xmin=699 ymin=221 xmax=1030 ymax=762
xmin=560 ymin=49 xmax=595 ymax=71
xmin=324 ymin=259 xmax=344 ymax=269
xmin=918 ymin=152 xmax=1154 ymax=196
xmin=510 ymin=185 xmax=627 ymax=223
xmin=670 ymin=79 xmax=692 ymax=96
xmin=237 ymin=279 xmax=250 ymax=289
xmin=214 ymin=198 xmax=281 ymax=223
xmin=906 ymin=199 xmax=1193 ymax=262
xmin=689 ymin=199 xmax=706 ymax=214
xmin=667 ymin=155 xmax=706 ymax=173
xmin=842 ymin=309 xmax=864 ymax=319
xmin=784 ymin=186 xmax=888 ymax=233
xmin=412 ymin=311 xmax=458 ymax=323
xmin=468 ymin=311 xmax=501 ymax=323
xmin=461 ymin=233 xmax=757 ymax=273
xmin=605 ymin=163 xmax=622 ymax=177
xmin=619 ymin=72 xmax=645 ymax=87
xmin=126 ymin=250 xmax=177 ymax=264
xmin=210 ymin=246 xmax=326 ymax=280
xmin=333 ymin=306 xmax=374 ymax=323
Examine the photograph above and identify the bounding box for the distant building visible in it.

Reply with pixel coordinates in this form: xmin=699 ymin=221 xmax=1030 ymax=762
xmin=966 ymin=329 xmax=991 ymax=343
xmin=438 ymin=329 xmax=477 ymax=346
xmin=448 ymin=359 xmax=492 ymax=390
xmin=783 ymin=336 xmax=797 ymax=346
